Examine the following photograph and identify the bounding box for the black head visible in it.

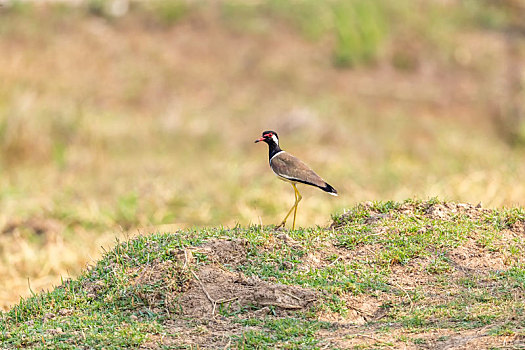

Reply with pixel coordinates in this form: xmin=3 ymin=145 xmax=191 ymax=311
xmin=254 ymin=130 xmax=279 ymax=145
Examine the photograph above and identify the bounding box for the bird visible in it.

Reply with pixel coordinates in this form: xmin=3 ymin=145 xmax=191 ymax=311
xmin=255 ymin=130 xmax=337 ymax=230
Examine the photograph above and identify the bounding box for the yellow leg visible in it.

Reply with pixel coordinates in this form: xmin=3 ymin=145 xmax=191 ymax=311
xmin=276 ymin=183 xmax=299 ymax=229
xmin=291 ymin=184 xmax=302 ymax=230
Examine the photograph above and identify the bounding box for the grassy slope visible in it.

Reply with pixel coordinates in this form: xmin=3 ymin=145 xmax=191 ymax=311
xmin=2 ymin=0 xmax=525 ymax=312
xmin=1 ymin=199 xmax=524 ymax=349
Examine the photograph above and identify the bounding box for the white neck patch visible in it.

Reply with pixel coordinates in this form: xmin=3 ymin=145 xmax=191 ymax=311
xmin=270 ymin=150 xmax=284 ymax=162
xmin=271 ymin=134 xmax=279 ymax=145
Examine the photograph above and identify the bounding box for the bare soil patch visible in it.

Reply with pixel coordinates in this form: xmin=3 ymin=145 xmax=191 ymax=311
xmin=140 ymin=317 xmax=264 ymax=349
xmin=324 ymin=201 xmax=525 ymax=349
xmin=319 ymin=326 xmax=525 ymax=350
xmin=198 ymin=238 xmax=249 ymax=266
xmin=180 ymin=265 xmax=316 ymax=318
xmin=103 ymin=239 xmax=317 ymax=348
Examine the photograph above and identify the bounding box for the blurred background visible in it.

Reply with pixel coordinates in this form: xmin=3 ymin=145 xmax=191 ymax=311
xmin=1 ymin=0 xmax=525 ymax=310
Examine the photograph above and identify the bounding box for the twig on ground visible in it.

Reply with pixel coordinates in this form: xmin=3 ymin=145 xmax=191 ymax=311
xmin=353 ymin=333 xmax=383 ymax=341
xmin=183 ymin=249 xmax=189 ymax=270
xmin=190 ymin=269 xmax=238 ymax=316
xmin=327 ymin=255 xmax=343 ymax=266
xmin=347 ymin=304 xmax=374 ymax=319
xmin=283 ymin=291 xmax=302 ymax=301
xmin=211 ymin=297 xmax=238 ymax=315
xmin=190 ymin=270 xmax=215 ymax=306
xmin=363 ymin=246 xmax=377 ymax=259
xmin=215 ymin=297 xmax=238 ymax=304
xmin=258 ymin=302 xmax=303 ymax=309
xmin=390 ymin=280 xmax=414 ymax=311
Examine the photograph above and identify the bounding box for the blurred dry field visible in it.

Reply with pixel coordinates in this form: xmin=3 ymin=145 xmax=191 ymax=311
xmin=1 ymin=0 xmax=525 ymax=310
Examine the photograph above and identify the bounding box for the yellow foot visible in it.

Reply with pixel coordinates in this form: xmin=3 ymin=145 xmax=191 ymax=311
xmin=275 ymin=221 xmax=286 ymax=229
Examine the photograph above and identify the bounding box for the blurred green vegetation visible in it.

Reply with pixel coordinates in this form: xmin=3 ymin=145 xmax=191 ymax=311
xmin=0 ymin=0 xmax=525 ymax=310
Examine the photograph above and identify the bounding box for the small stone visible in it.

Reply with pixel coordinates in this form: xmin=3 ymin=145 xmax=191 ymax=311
xmin=282 ymin=261 xmax=294 ymax=269
xmin=48 ymin=327 xmax=63 ymax=335
xmin=44 ymin=313 xmax=55 ymax=320
xmin=276 ymin=233 xmax=289 ymax=240
xmin=130 ymin=315 xmax=138 ymax=321
xmin=254 ymin=306 xmax=271 ymax=316
xmin=58 ymin=308 xmax=72 ymax=316
xmin=426 ymin=204 xmax=446 ymax=219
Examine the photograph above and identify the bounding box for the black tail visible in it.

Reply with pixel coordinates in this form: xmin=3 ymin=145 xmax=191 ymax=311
xmin=321 ymin=183 xmax=338 ymax=196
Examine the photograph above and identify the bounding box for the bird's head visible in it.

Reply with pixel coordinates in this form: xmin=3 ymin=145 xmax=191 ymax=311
xmin=254 ymin=130 xmax=279 ymax=146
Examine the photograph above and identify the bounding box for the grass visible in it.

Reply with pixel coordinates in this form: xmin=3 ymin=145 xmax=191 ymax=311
xmin=1 ymin=199 xmax=525 ymax=348
xmin=235 ymin=318 xmax=333 ymax=348
xmin=1 ymin=0 xmax=525 ymax=316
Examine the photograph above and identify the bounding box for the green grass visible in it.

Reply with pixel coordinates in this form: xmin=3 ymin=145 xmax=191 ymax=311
xmin=332 ymin=0 xmax=387 ymax=67
xmin=235 ymin=318 xmax=333 ymax=349
xmin=2 ymin=199 xmax=524 ymax=348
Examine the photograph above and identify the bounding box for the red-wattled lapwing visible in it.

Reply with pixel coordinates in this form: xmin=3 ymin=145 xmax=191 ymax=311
xmin=255 ymin=130 xmax=337 ymax=230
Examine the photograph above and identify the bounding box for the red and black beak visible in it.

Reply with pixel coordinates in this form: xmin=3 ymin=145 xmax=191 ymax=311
xmin=254 ymin=136 xmax=265 ymax=143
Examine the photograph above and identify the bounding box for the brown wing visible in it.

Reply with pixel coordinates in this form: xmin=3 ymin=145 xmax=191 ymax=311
xmin=270 ymin=152 xmax=327 ymax=188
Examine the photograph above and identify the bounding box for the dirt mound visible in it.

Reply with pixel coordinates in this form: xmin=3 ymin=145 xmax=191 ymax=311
xmin=123 ymin=239 xmax=317 ymax=348
xmin=121 ymin=239 xmax=316 ymax=318
xmin=199 ymin=238 xmax=249 ymax=266
xmin=418 ymin=202 xmax=490 ymax=221
xmin=133 ymin=261 xmax=316 ymax=349
xmin=333 ymin=201 xmax=493 ymax=228
xmin=181 ymin=265 xmax=316 ymax=317
xmin=74 ymin=212 xmax=525 ymax=349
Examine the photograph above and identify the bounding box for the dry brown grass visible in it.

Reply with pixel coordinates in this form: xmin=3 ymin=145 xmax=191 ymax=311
xmin=1 ymin=2 xmax=525 ymax=310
